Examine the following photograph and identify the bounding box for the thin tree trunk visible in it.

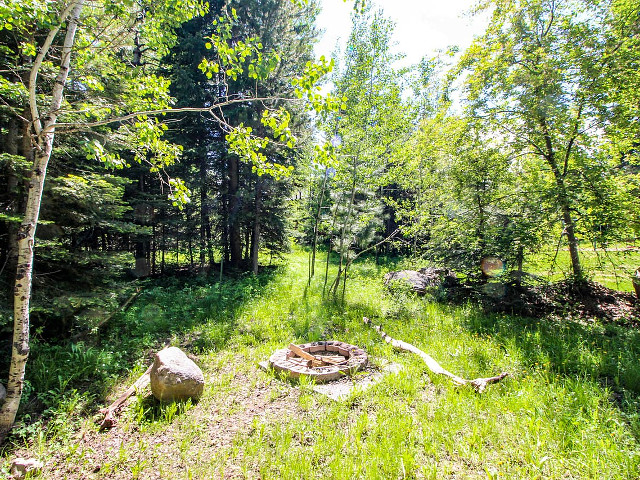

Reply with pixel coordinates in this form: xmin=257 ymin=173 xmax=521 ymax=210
xmin=251 ymin=180 xmax=262 ymax=275
xmin=228 ymin=155 xmax=242 ymax=268
xmin=540 ymin=117 xmax=582 ymax=279
xmin=322 ymin=199 xmax=340 ymax=297
xmin=4 ymin=118 xmax=20 ymax=276
xmin=331 ymin=161 xmax=358 ymax=297
xmin=0 ymin=0 xmax=83 ymax=442
xmin=175 ymin=226 xmax=180 ymax=268
xmin=200 ymin=156 xmax=208 ymax=269
xmin=206 ymin=221 xmax=214 ymax=266
xmin=219 ymin=232 xmax=225 ymax=284
xmin=244 ymin=227 xmax=250 ymax=262
xmin=133 ymin=179 xmax=150 ymax=278
xmin=515 ymin=244 xmax=524 ymax=286
xmin=310 ymin=167 xmax=329 ymax=282
xmin=186 ymin=206 xmax=194 ymax=268
xmin=476 ymin=190 xmax=486 ymax=259
xmin=340 ymin=229 xmax=399 ymax=304
xmin=161 ymin=222 xmax=166 ymax=274
xmin=151 ymin=225 xmax=156 ymax=275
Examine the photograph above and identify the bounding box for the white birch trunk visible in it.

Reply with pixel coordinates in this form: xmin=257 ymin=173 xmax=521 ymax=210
xmin=0 ymin=0 xmax=83 ymax=442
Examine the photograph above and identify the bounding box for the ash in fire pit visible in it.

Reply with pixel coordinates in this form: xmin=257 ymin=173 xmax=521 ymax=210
xmin=268 ymin=341 xmax=368 ymax=383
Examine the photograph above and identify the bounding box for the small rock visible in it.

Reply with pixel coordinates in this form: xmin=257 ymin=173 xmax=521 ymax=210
xmin=384 ymin=267 xmax=458 ymax=294
xmin=10 ymin=458 xmax=43 ymax=480
xmin=0 ymin=382 xmax=6 ymax=404
xmin=150 ymin=347 xmax=204 ymax=402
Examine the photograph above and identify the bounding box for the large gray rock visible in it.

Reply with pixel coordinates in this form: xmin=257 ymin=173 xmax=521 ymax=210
xmin=0 ymin=382 xmax=6 ymax=405
xmin=10 ymin=458 xmax=43 ymax=480
xmin=384 ymin=267 xmax=458 ymax=294
xmin=150 ymin=347 xmax=204 ymax=402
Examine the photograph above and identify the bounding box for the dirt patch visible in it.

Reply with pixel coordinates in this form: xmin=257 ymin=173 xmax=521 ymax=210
xmin=445 ymin=279 xmax=639 ymax=326
xmin=311 ymin=361 xmax=403 ymax=400
xmin=13 ymin=354 xmax=307 ymax=479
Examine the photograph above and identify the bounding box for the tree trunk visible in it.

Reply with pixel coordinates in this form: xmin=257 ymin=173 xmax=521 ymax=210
xmin=199 ymin=155 xmax=208 ymax=269
xmin=310 ymin=168 xmax=328 ymax=281
xmin=0 ymin=0 xmax=83 ymax=443
xmin=322 ymin=200 xmax=340 ymax=297
xmin=251 ymin=181 xmax=262 ymax=275
xmin=546 ymin=159 xmax=582 ymax=279
xmin=331 ymin=161 xmax=358 ymax=297
xmin=475 ymin=190 xmax=486 ymax=260
xmin=228 ymin=155 xmax=242 ymax=268
xmin=244 ymin=227 xmax=250 ymax=262
xmin=134 ymin=241 xmax=150 ymax=278
xmin=515 ymin=244 xmax=524 ymax=286
xmin=540 ymin=117 xmax=582 ymax=279
xmin=206 ymin=221 xmax=214 ymax=266
xmin=175 ymin=226 xmax=180 ymax=268
xmin=0 ymin=148 xmax=50 ymax=442
xmin=186 ymin=208 xmax=194 ymax=268
xmin=161 ymin=222 xmax=166 ymax=274
xmin=4 ymin=119 xmax=21 ymax=276
xmin=133 ymin=179 xmax=151 ymax=278
xmin=221 ymin=192 xmax=229 ymax=265
xmin=151 ymin=225 xmax=156 ymax=275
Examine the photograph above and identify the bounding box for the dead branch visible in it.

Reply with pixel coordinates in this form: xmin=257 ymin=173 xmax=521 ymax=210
xmin=71 ymin=287 xmax=142 ymax=341
xmin=363 ymin=317 xmax=508 ymax=393
xmin=98 ymin=365 xmax=152 ymax=430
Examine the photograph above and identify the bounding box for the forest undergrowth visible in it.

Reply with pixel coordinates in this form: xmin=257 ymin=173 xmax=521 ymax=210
xmin=1 ymin=248 xmax=639 ymax=479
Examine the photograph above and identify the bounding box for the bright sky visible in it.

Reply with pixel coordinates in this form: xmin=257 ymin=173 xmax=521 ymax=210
xmin=314 ymin=0 xmax=491 ymax=67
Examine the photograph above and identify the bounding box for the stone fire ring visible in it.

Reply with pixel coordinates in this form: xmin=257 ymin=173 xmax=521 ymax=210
xmin=269 ymin=341 xmax=368 ymax=383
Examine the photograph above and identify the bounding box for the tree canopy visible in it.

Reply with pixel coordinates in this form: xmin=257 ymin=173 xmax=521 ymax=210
xmin=1 ymin=0 xmax=639 ymax=443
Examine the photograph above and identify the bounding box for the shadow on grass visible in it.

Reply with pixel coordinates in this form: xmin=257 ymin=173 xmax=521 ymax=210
xmin=14 ymin=268 xmax=281 ymax=442
xmin=463 ymin=309 xmax=640 ymax=438
xmin=129 ymin=395 xmax=196 ymax=426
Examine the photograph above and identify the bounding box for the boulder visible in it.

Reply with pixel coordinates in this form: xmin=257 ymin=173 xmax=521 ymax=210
xmin=10 ymin=458 xmax=43 ymax=480
xmin=384 ymin=267 xmax=458 ymax=294
xmin=150 ymin=347 xmax=204 ymax=402
xmin=0 ymin=382 xmax=6 ymax=405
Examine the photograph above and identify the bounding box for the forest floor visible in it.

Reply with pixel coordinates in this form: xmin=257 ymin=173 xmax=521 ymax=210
xmin=446 ymin=278 xmax=639 ymax=327
xmin=1 ymin=249 xmax=639 ymax=479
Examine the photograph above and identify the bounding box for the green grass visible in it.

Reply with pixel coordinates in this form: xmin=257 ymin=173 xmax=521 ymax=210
xmin=525 ymin=242 xmax=640 ymax=291
xmin=1 ymin=247 xmax=639 ymax=479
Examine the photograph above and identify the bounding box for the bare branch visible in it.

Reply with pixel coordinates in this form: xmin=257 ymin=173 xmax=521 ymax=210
xmin=30 ymin=1 xmax=82 ymax=136
xmin=51 ymin=96 xmax=299 ymax=133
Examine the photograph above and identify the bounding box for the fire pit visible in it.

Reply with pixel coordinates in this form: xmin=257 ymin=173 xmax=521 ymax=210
xmin=268 ymin=341 xmax=368 ymax=383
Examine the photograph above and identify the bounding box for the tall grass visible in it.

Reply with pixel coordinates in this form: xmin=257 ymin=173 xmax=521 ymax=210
xmin=2 ymin=247 xmax=639 ymax=479
xmin=525 ymin=243 xmax=640 ymax=291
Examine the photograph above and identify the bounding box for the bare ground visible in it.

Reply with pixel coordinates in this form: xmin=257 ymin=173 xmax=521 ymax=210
xmin=446 ymin=279 xmax=639 ymax=327
xmin=11 ymin=352 xmax=308 ymax=479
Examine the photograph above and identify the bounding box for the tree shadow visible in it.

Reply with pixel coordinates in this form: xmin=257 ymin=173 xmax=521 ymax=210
xmin=462 ymin=308 xmax=640 ymax=437
xmin=129 ymin=395 xmax=196 ymax=426
xmin=16 ymin=267 xmax=281 ymax=436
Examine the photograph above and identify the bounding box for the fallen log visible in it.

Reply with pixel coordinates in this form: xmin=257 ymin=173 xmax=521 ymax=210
xmin=98 ymin=365 xmax=152 ymax=430
xmin=363 ymin=317 xmax=508 ymax=393
xmin=71 ymin=287 xmax=142 ymax=341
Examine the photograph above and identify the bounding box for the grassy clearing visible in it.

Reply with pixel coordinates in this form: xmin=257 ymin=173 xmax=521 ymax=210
xmin=525 ymin=242 xmax=640 ymax=292
xmin=1 ymin=247 xmax=639 ymax=479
